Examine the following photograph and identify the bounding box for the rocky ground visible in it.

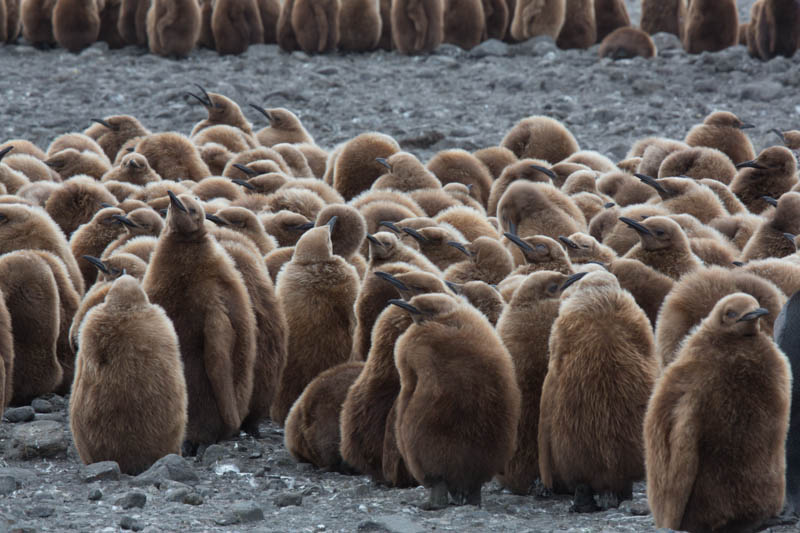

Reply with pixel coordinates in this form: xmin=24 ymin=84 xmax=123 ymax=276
xmin=2 ymin=1 xmax=800 ymax=532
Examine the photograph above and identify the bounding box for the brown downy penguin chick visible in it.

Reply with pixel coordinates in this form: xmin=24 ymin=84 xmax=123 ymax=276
xmin=409 ymin=189 xmax=462 ymax=217
xmin=291 ymin=0 xmax=339 ymax=53
xmin=135 ymin=133 xmax=211 ymax=182
xmin=709 ymin=212 xmax=761 ymax=251
xmin=102 ymin=207 xmax=163 ymax=257
xmin=21 ymin=0 xmax=56 ymax=47
xmin=70 ymin=206 xmax=136 ymax=289
xmin=448 ymin=280 xmax=504 ymax=325
xmin=645 ymin=293 xmax=790 ymax=532
xmin=285 ymin=361 xmax=365 ymax=472
xmin=0 ymin=291 xmax=11 ymax=409
xmin=620 ymin=216 xmax=702 ymax=280
xmin=333 ymin=133 xmax=400 ymax=201
xmin=276 ymin=0 xmax=298 ymax=50
xmin=392 ymin=293 xmax=520 ymax=508
xmin=101 ymin=152 xmax=161 ymax=186
xmin=401 ymin=226 xmax=468 ymax=271
xmin=197 ymin=0 xmax=214 ymax=48
xmin=5 ymin=0 xmax=22 ymax=43
xmin=638 ymin=174 xmax=728 ymax=224
xmin=556 ymin=0 xmax=596 ymax=49
xmin=442 ymin=183 xmax=486 ymax=212
xmin=211 ymin=0 xmax=263 ymax=55
xmin=250 ymin=106 xmax=314 ymax=147
xmin=97 ymin=0 xmax=124 ymax=48
xmin=295 ymin=143 xmax=328 ymax=179
xmin=85 ymin=115 xmax=150 ymax=162
xmin=731 ymin=146 xmax=798 ymax=214
xmin=223 ymin=147 xmax=290 ymax=177
xmin=594 ymin=0 xmax=629 ymax=41
xmin=683 ymin=0 xmax=738 ymax=54
xmin=391 ymin=0 xmax=444 ymax=54
xmin=480 ymin=0 xmax=508 ymax=40
xmin=143 ymin=192 xmax=256 ymax=452
xmin=343 ymin=270 xmax=449 ymax=482
xmin=256 ymin=0 xmax=279 ymax=43
xmin=597 ymin=204 xmax=669 ymax=255
xmin=741 ymin=192 xmax=800 ymax=261
xmin=640 ymin=0 xmax=686 ymax=37
xmin=367 ymin=231 xmax=441 ymax=274
xmin=657 ymin=147 xmax=736 ymax=185
xmin=70 ymin=275 xmax=187 ymax=475
xmin=113 ymin=235 xmax=157 ymax=263
xmin=502 ymin=116 xmax=579 ymax=165
xmin=0 ymin=251 xmax=61 ymax=405
xmin=0 ymin=203 xmax=85 ymax=295
xmin=187 ymin=88 xmax=255 ymax=138
xmin=616 ymin=157 xmax=641 ymax=174
xmin=117 ymin=0 xmax=148 ymax=46
xmin=685 ymin=111 xmax=756 ymax=166
xmin=198 ymin=143 xmax=232 ymax=176
xmin=265 ymin=187 xmax=325 ymax=221
xmin=506 ymin=233 xmax=575 ymax=275
xmin=773 ymin=128 xmax=800 ymax=151
xmin=655 ymin=266 xmax=785 ymax=367
xmin=496 ymin=271 xmax=586 ymax=494
xmin=213 ymin=206 xmax=277 ymax=255
xmin=539 ymin=271 xmax=658 ymax=508
xmin=562 ymin=170 xmax=601 ymax=196
xmin=191 ymin=178 xmax=243 ymax=202
xmin=599 ymin=27 xmax=657 ymax=59
xmin=372 ymin=152 xmax=441 ymax=192
xmin=47 ymin=132 xmax=106 ymax=159
xmin=262 ymin=210 xmax=313 ymax=248
xmin=352 ymin=189 xmax=426 ymax=218
xmin=558 ymin=232 xmax=617 ymax=265
xmin=596 ymin=170 xmax=657 ymax=207
xmin=315 ymin=204 xmax=367 ymax=274
xmin=52 ymin=0 xmax=101 ymax=52
xmin=473 ymin=146 xmax=518 ymax=181
xmin=45 ymin=148 xmax=110 ymax=181
xmin=271 ymin=226 xmax=360 ymax=425
xmin=1 ymin=139 xmax=46 ymax=160
xmin=435 ymin=205 xmax=499 ymax=242
xmin=509 ymin=0 xmax=565 ymax=41
xmin=563 ymin=150 xmax=616 ymax=173
xmin=45 ymin=176 xmax=117 ymax=238
xmin=272 ymin=144 xmax=315 ymax=178
xmin=17 ymin=181 xmax=59 ymax=207
xmin=497 ymin=180 xmax=585 ymax=241
xmin=607 ymin=257 xmax=674 ymax=327
xmin=742 ymin=258 xmax=800 ymax=298
xmin=488 ymin=160 xmax=556 ymax=216
xmin=444 ymin=236 xmax=514 ymax=285
xmin=191 ymin=125 xmax=253 ymax=154
xmin=747 ymin=0 xmax=800 ymax=61
xmin=637 ymin=139 xmax=691 ymax=178
xmin=146 ymin=0 xmax=200 ymax=57
xmin=338 ymin=0 xmax=382 ymax=51
xmin=442 ymin=0 xmax=485 ymax=50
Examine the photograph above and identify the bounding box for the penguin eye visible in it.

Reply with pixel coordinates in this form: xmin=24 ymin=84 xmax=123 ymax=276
xmin=581 ymin=244 xmax=590 ymax=249
xmin=655 ymin=230 xmax=666 ymax=237
xmin=536 ymin=244 xmax=548 ymax=252
xmin=189 ymin=208 xmax=197 ymax=215
xmin=726 ymin=310 xmax=737 ymax=319
xmin=547 ymin=283 xmax=559 ymax=294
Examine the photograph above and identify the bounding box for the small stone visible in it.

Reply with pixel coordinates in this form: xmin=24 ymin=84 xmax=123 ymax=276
xmin=119 ymin=516 xmax=144 ymax=531
xmin=357 ymin=514 xmax=426 ymax=533
xmin=273 ymin=491 xmax=303 ymax=507
xmin=27 ymin=505 xmax=55 ymax=518
xmin=182 ymin=492 xmax=203 ymax=506
xmin=30 ymin=399 xmax=53 ymax=414
xmin=651 ymin=32 xmax=683 ymax=51
xmin=131 ymin=454 xmax=199 ymax=486
xmin=88 ymin=489 xmax=103 ymax=501
xmin=80 ymin=461 xmax=121 ymax=483
xmin=433 ymin=44 xmax=464 ymax=57
xmin=0 ymin=476 xmax=17 ymax=496
xmin=116 ymin=491 xmax=147 ymax=509
xmin=200 ymin=444 xmax=226 ymax=466
xmin=5 ymin=421 xmax=68 ymax=459
xmin=619 ymin=500 xmax=651 ymax=516
xmin=740 ymin=81 xmax=784 ymax=102
xmin=468 ymin=39 xmax=509 ymax=58
xmin=4 ymin=406 xmax=35 ymax=423
xmin=165 ymin=487 xmax=190 ymax=502
xmin=217 ymin=502 xmax=264 ymax=525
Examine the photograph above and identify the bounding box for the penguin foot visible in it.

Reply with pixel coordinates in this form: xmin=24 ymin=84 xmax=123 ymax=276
xmin=598 ymin=491 xmax=620 ymax=510
xmin=181 ymin=440 xmax=199 ymax=457
xmin=533 ymin=479 xmax=552 ymax=499
xmin=569 ymin=484 xmax=600 ymax=513
xmin=418 ymin=482 xmax=449 ymax=510
xmin=240 ymin=418 xmax=261 ymax=438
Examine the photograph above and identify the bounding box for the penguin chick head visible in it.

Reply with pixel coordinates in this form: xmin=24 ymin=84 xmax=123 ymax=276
xmin=704 ymin=111 xmax=754 ymax=130
xmin=772 ymin=192 xmax=800 ymax=232
xmin=504 ymin=233 xmax=565 ymax=264
xmin=215 ymin=206 xmax=259 ymax=231
xmin=513 ymin=271 xmax=588 ymax=304
xmin=121 ymin=153 xmax=152 ymax=173
xmin=390 ymin=270 xmax=448 ymax=300
xmin=45 ymin=148 xmax=81 ymax=172
xmin=559 ymin=232 xmax=602 ymax=261
xmin=568 ymin=270 xmax=620 ymax=294
xmin=707 ymin=292 xmax=769 ymax=337
xmin=126 ymin=207 xmax=164 ymax=236
xmin=188 ymin=86 xmax=241 ymax=124
xmin=105 ymin=274 xmax=149 ymax=308
xmin=389 ymin=292 xmax=459 ymax=324
xmin=293 ymin=225 xmax=333 ymax=264
xmin=166 ymin=192 xmax=206 ymax=238
xmin=315 ymin=204 xmax=366 ymax=259
xmin=737 ymin=146 xmax=796 ymax=175
xmin=103 ymin=253 xmax=148 ymax=281
xmin=620 ymin=215 xmax=686 ymax=252
xmin=366 ymin=231 xmax=401 ymax=261
xmin=0 ymin=204 xmax=35 ymax=241
xmin=460 ymin=236 xmax=508 ymax=264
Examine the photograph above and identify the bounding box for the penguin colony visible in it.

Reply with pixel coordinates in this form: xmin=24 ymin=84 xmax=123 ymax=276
xmin=0 ymin=86 xmax=799 ymax=530
xmin=6 ymin=0 xmax=799 ymax=59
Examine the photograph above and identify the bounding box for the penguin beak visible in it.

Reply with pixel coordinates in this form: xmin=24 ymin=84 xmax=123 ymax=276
xmin=735 ymin=160 xmax=767 ymax=170
xmin=388 ymin=299 xmax=423 ymax=316
xmin=737 ymin=308 xmax=769 ymax=322
xmin=375 ymin=158 xmax=392 ymax=171
xmin=402 ymin=227 xmax=428 ymax=244
xmin=445 ymin=281 xmax=462 ymax=294
xmin=205 ymin=214 xmax=227 ymax=226
xmin=190 ymin=84 xmax=215 ymax=107
xmin=446 ymin=241 xmax=471 ymax=256
xmin=249 ymin=103 xmax=272 ymax=122
xmin=604 ymin=202 xmax=616 ymax=209
xmin=374 ymin=271 xmax=410 ymax=292
xmin=619 ymin=217 xmax=653 ymax=236
xmin=168 ymin=191 xmax=188 ymax=213
xmin=326 ymin=215 xmax=338 ymax=232
xmin=232 ymin=179 xmax=256 ymax=191
xmin=0 ymin=145 xmax=13 ymax=162
xmin=289 ymin=222 xmax=314 ymax=232
xmin=530 ymin=164 xmax=557 ymax=180
xmin=761 ymin=195 xmax=778 ymax=207
xmin=503 ymin=217 xmax=518 ymax=237
xmin=111 ymin=214 xmax=139 ymax=228
xmin=560 ymin=271 xmax=588 ymax=292
xmin=233 ymin=163 xmax=258 ymax=177
xmin=772 ymin=129 xmax=787 ymax=145
xmin=378 ymin=221 xmax=401 ymax=233
xmin=739 ymin=123 xmax=756 ymax=130
xmin=732 ymin=261 xmax=745 ymax=267
xmin=366 ymin=234 xmax=383 ymax=247
xmin=558 ymin=236 xmax=579 ymax=249
xmin=186 ymin=92 xmax=212 ymax=108
xmin=90 ymin=118 xmax=115 ymax=130
xmin=634 ymin=173 xmax=672 ymax=198
xmin=503 ymin=232 xmax=533 ymax=252
xmin=784 ymin=233 xmax=797 ymax=245
xmin=82 ymin=255 xmax=109 ymax=275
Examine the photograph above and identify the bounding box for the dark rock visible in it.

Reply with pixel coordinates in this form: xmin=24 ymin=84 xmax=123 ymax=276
xmin=0 ymin=467 xmax=36 ymax=485
xmin=182 ymin=492 xmax=203 ymax=505
xmin=651 ymin=32 xmax=683 ymax=51
xmin=116 ymin=491 xmax=147 ymax=509
xmin=131 ymin=454 xmax=199 ymax=486
xmin=216 ymin=502 xmax=264 ymax=525
xmin=30 ymin=399 xmax=52 ymax=414
xmin=120 ymin=516 xmax=144 ymax=531
xmin=357 ymin=515 xmax=426 ymax=533
xmin=274 ymin=491 xmax=303 ymax=507
xmin=619 ymin=500 xmax=651 ymax=516
xmin=5 ymin=421 xmax=68 ymax=459
xmin=26 ymin=506 xmax=54 ymax=518
xmin=165 ymin=487 xmax=190 ymax=502
xmin=4 ymin=407 xmax=35 ymax=423
xmin=0 ymin=476 xmax=17 ymax=496
xmin=80 ymin=461 xmax=121 ymax=483
xmin=200 ymin=444 xmax=226 ymax=466
xmin=468 ymin=40 xmax=509 ymax=58
xmin=434 ymin=44 xmax=464 ymax=57
xmin=88 ymin=489 xmax=103 ymax=501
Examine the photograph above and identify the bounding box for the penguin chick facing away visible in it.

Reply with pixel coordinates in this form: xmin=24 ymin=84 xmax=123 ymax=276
xmin=52 ymin=0 xmax=101 ymax=52
xmin=292 ymin=0 xmax=339 ymax=53
xmin=70 ymin=276 xmax=188 ymax=475
xmin=539 ymin=271 xmax=658 ymax=509
xmin=146 ymin=0 xmax=201 ymax=58
xmin=682 ymin=0 xmax=739 ymax=54
xmin=392 ymin=293 xmax=521 ymax=509
xmin=645 ymin=293 xmax=790 ymax=532
xmin=391 ymin=0 xmax=444 ymax=54
xmin=211 ymin=0 xmax=264 ymax=55
xmin=640 ymin=0 xmax=686 ymax=37
xmin=509 ymin=0 xmax=565 ymax=42
xmin=599 ymin=27 xmax=656 ymax=60
xmin=684 ymin=111 xmax=756 ymax=166
xmin=501 ymin=116 xmax=579 ymax=166
xmin=731 ymin=145 xmax=798 ymax=215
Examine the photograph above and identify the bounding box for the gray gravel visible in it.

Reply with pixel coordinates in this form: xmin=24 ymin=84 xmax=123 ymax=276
xmin=1 ymin=0 xmax=799 ymax=531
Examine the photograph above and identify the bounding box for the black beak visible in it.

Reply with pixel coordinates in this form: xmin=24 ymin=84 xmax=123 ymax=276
xmin=772 ymin=129 xmax=787 ymax=145
xmin=378 ymin=221 xmax=401 ymax=233
xmin=374 ymin=271 xmax=410 ymax=292
xmin=82 ymin=255 xmax=109 ymax=275
xmin=232 ymin=179 xmax=256 ymax=191
xmin=784 ymin=233 xmax=797 ymax=245
xmin=635 ymin=173 xmax=672 ymax=197
xmin=735 ymin=160 xmax=766 ymax=170
xmin=375 ymin=158 xmax=392 ymax=171
xmin=289 ymin=222 xmax=314 ymax=232
xmin=111 ymin=214 xmax=139 ymax=228
xmin=619 ymin=217 xmax=652 ymax=236
xmin=503 ymin=217 xmax=518 ymax=237
xmin=503 ymin=232 xmax=533 ymax=252
xmin=388 ymin=299 xmax=423 ymax=315
xmin=402 ymin=227 xmax=428 ymax=244
xmin=737 ymin=308 xmax=769 ymax=322
xmin=447 ymin=241 xmax=471 ymax=256
xmin=0 ymin=145 xmax=12 ymax=162
xmin=732 ymin=261 xmax=745 ymax=267
xmin=90 ymin=118 xmax=115 ymax=130
xmin=604 ymin=202 xmax=616 ymax=209
xmin=100 ymin=202 xmax=114 ymax=209
xmin=560 ymin=271 xmax=588 ymax=292
xmin=326 ymin=215 xmax=338 ymax=232
xmin=233 ymin=163 xmax=258 ymax=177
xmin=190 ymin=84 xmax=214 ymax=107
xmin=445 ymin=281 xmax=462 ymax=294
xmin=366 ymin=234 xmax=382 ymax=246
xmin=739 ymin=123 xmax=756 ymax=130
xmin=187 ymin=92 xmax=212 ymax=108
xmin=558 ymin=236 xmax=579 ymax=249
xmin=249 ymin=103 xmax=272 ymax=122
xmin=168 ymin=190 xmax=187 ymax=213
xmin=530 ymin=164 xmax=557 ymax=180
xmin=762 ymin=195 xmax=778 ymax=207
xmin=206 ymin=213 xmax=228 ymax=226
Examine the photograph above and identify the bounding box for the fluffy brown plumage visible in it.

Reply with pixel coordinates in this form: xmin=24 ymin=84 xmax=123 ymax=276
xmin=391 ymin=0 xmax=444 ymax=54
xmin=683 ymin=0 xmax=738 ymax=54
xmin=146 ymin=0 xmax=200 ymax=57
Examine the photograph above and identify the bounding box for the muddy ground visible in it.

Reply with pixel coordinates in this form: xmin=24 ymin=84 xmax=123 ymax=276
xmin=2 ymin=0 xmax=799 ymax=531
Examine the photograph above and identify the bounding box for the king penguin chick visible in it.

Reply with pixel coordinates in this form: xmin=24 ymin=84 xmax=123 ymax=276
xmin=250 ymin=106 xmax=315 ymax=147
xmin=539 ymin=271 xmax=658 ymax=509
xmin=257 ymin=0 xmax=280 ymax=43
xmin=640 ymin=0 xmax=686 ymax=37
xmin=556 ymin=0 xmax=596 ymax=49
xmin=474 ymin=145 xmax=518 ymax=181
xmin=70 ymin=275 xmax=188 ymax=475
xmin=101 ymin=152 xmax=161 ymax=186
xmin=102 ymin=206 xmax=164 ymax=257
xmin=658 ymin=146 xmax=736 ymax=184
xmin=117 ymin=0 xmax=148 ymax=46
xmin=332 ymin=132 xmax=400 ymax=201
xmin=143 ymin=192 xmax=256 ymax=453
xmin=70 ymin=206 xmax=136 ymax=289
xmin=211 ymin=0 xmax=263 ymax=55
xmin=443 ymin=236 xmax=514 ymax=285
xmin=509 ymin=0 xmax=565 ymax=41
xmin=645 ymin=293 xmax=790 ymax=532
xmin=449 ymin=280 xmax=505 ymax=325
xmin=619 ymin=216 xmax=702 ymax=280
xmin=372 ymin=152 xmax=441 ymax=192
xmin=599 ymin=27 xmax=657 ymax=59
xmin=497 ymin=180 xmax=585 ymax=240
xmin=187 ymin=88 xmax=255 ymax=138
xmin=497 ymin=271 xmax=587 ymax=494
xmin=731 ymin=146 xmax=798 ymax=214
xmin=135 ymin=133 xmax=211 ymax=182
xmin=291 ymin=0 xmax=339 ymax=53
xmin=741 ymin=192 xmax=800 ymax=261
xmin=391 ymin=0 xmax=444 ymax=54
xmin=683 ymin=0 xmax=738 ymax=54
xmin=480 ymin=0 xmax=508 ymax=40
xmin=442 ymin=0 xmax=485 ymax=50
xmin=52 ymin=0 xmax=101 ymax=52
xmin=0 ymin=291 xmax=11 ymax=409
xmin=594 ymin=0 xmax=629 ymax=41
xmin=685 ymin=111 xmax=756 ymax=166
xmin=276 ymin=0 xmax=298 ymax=50
xmin=501 ymin=116 xmax=580 ymax=165
xmin=506 ymin=233 xmax=575 ymax=275
xmin=392 ymin=293 xmax=521 ymax=508
xmin=86 ymin=115 xmax=150 ymax=162
xmin=21 ymin=0 xmax=56 ymax=48
xmin=427 ymin=149 xmax=493 ymax=206
xmin=271 ymin=226 xmax=360 ymax=425
xmin=747 ymin=0 xmax=800 ymax=61
xmin=338 ymin=0 xmax=382 ymax=51
xmin=146 ymin=0 xmax=201 ymax=58
xmin=44 ymin=176 xmax=117 ymax=238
